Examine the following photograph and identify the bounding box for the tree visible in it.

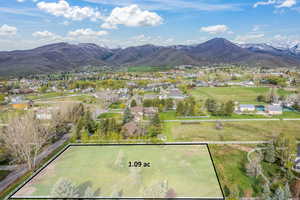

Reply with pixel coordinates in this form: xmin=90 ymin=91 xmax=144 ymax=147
xmin=224 ymin=101 xmax=235 ymax=116
xmin=0 ymin=112 xmax=49 ymax=170
xmin=274 ymin=133 xmax=296 ymax=178
xmin=264 ymin=142 xmax=276 ymax=163
xmin=148 ymin=113 xmax=162 ymax=137
xmin=130 ymin=99 xmax=137 ymax=107
xmin=123 ymin=107 xmax=134 ymax=124
xmin=284 ymin=182 xmax=292 ymax=199
xmin=257 ymin=95 xmax=266 ymax=102
xmin=245 ymin=155 xmax=262 ymax=177
xmin=80 ymin=127 xmax=89 ymax=143
xmin=176 ymin=101 xmax=185 ymax=116
xmin=273 ymin=187 xmax=285 ymax=200
xmin=51 ymin=178 xmax=79 ymax=198
xmin=205 ymin=98 xmax=218 ymax=114
xmin=262 ymin=183 xmax=271 ymax=199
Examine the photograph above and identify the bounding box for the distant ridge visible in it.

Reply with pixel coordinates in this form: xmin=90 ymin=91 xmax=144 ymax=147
xmin=0 ymin=38 xmax=300 ymax=76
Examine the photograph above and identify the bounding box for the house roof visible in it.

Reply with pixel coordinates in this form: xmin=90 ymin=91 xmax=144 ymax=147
xmin=266 ymin=105 xmax=282 ymax=112
xmin=239 ymin=104 xmax=255 ymax=109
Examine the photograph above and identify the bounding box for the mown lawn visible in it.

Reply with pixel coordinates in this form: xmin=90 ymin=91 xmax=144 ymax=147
xmin=209 ymin=145 xmax=262 ymax=198
xmin=98 ymin=112 xmax=123 ymax=119
xmin=189 ymin=87 xmax=293 ymax=104
xmin=163 ymin=120 xmax=300 ymax=141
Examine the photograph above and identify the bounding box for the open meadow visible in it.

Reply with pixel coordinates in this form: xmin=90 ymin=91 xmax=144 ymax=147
xmin=163 ymin=121 xmax=300 ymax=141
xmin=190 ymin=87 xmax=292 ymax=104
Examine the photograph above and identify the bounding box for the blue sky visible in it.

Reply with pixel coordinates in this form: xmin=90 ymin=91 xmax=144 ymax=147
xmin=0 ymin=0 xmax=300 ymax=50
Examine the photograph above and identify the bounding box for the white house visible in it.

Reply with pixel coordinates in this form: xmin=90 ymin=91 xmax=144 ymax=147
xmin=239 ymin=104 xmax=256 ymax=112
xmin=265 ymin=105 xmax=283 ymax=115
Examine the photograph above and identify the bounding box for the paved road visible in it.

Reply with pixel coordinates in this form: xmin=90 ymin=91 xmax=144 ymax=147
xmin=0 ymin=134 xmax=69 ymax=195
xmin=164 ymin=118 xmax=300 ymax=122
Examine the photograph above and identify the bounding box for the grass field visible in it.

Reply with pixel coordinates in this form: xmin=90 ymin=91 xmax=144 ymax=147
xmin=160 ymin=111 xmax=300 ymax=120
xmin=190 ymin=87 xmax=293 ymax=104
xmin=163 ymin=121 xmax=300 ymax=141
xmin=12 ymin=145 xmax=223 ymax=199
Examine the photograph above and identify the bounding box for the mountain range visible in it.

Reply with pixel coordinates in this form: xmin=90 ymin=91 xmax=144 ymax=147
xmin=0 ymin=38 xmax=300 ymax=76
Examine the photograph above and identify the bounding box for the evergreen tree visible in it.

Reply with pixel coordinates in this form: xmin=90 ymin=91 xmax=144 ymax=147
xmin=262 ymin=183 xmax=271 ymax=199
xmin=264 ymin=142 xmax=276 ymax=163
xmin=123 ymin=107 xmax=134 ymax=124
xmin=224 ymin=100 xmax=235 ymax=116
xmin=130 ymin=99 xmax=137 ymax=107
xmin=273 ymin=187 xmax=285 ymax=200
xmin=148 ymin=113 xmax=162 ymax=137
xmin=176 ymin=101 xmax=185 ymax=116
xmin=205 ymin=98 xmax=218 ymax=114
xmin=284 ymin=182 xmax=291 ymax=199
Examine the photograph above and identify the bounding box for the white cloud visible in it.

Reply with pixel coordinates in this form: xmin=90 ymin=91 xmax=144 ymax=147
xmin=68 ymin=28 xmax=108 ymax=37
xmin=101 ymin=4 xmax=163 ymax=29
xmin=0 ymin=24 xmax=17 ymax=36
xmin=37 ymin=0 xmax=103 ymax=21
xmin=33 ymin=31 xmax=57 ymax=38
xmin=235 ymin=34 xmax=265 ymax=43
xmin=276 ymin=0 xmax=296 ymax=8
xmin=253 ymin=0 xmax=276 ymax=8
xmin=253 ymin=0 xmax=296 ymax=8
xmin=200 ymin=25 xmax=229 ymax=34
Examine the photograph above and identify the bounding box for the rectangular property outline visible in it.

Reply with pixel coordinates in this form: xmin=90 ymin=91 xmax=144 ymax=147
xmin=7 ymin=143 xmax=225 ymax=200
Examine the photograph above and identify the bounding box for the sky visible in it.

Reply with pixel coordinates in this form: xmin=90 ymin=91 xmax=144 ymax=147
xmin=0 ymin=0 xmax=300 ymax=50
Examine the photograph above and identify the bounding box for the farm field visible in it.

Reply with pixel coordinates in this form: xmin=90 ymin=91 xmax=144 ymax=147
xmin=163 ymin=121 xmax=300 ymax=141
xmin=189 ymin=87 xmax=293 ymax=104
xmin=11 ymin=145 xmax=223 ymax=199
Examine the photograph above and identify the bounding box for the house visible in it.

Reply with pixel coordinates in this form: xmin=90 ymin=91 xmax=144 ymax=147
xmin=94 ymin=91 xmax=119 ymax=104
xmin=130 ymin=106 xmax=158 ymax=121
xmin=143 ymin=94 xmax=158 ymax=100
xmin=143 ymin=107 xmax=158 ymax=117
xmin=160 ymin=88 xmax=186 ymax=100
xmin=239 ymin=104 xmax=256 ymax=112
xmin=130 ymin=106 xmax=144 ymax=121
xmin=195 ymin=81 xmax=209 ymax=87
xmin=121 ymin=121 xmax=142 ymax=138
xmin=265 ymin=105 xmax=283 ymax=115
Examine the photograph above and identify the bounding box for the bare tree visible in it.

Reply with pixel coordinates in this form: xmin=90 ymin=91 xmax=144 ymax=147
xmin=0 ymin=112 xmax=50 ymax=170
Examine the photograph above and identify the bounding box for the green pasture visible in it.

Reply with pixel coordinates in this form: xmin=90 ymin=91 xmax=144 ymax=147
xmin=189 ymin=87 xmax=293 ymax=104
